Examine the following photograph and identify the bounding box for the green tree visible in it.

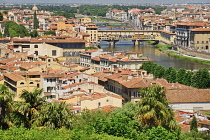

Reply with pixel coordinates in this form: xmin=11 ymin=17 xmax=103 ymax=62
xmin=30 ymin=30 xmax=38 ymax=37
xmin=3 ymin=11 xmax=8 ymax=15
xmin=111 ymin=102 xmax=140 ymax=120
xmin=0 ymin=84 xmax=14 ymax=130
xmin=190 ymin=116 xmax=198 ymax=132
xmin=136 ymin=86 xmax=178 ymax=131
xmin=183 ymin=71 xmax=193 ymax=86
xmin=141 ymin=126 xmax=179 ymax=140
xmin=35 ymin=102 xmax=72 ymax=129
xmin=13 ymin=88 xmax=44 ymax=129
xmin=140 ymin=61 xmax=157 ymax=74
xmin=180 ymin=131 xmax=210 ymax=140
xmin=44 ymin=30 xmax=56 ymax=36
xmin=33 ymin=11 xmax=39 ymax=29
xmin=176 ymin=68 xmax=186 ymax=84
xmin=0 ymin=12 xmax=3 ymax=21
xmin=164 ymin=67 xmax=177 ymax=83
xmin=154 ymin=65 xmax=165 ymax=78
xmin=53 ymin=11 xmax=75 ymax=18
xmin=0 ymin=31 xmax=2 ymax=37
xmin=4 ymin=21 xmax=29 ymax=37
xmin=191 ymin=68 xmax=210 ymax=88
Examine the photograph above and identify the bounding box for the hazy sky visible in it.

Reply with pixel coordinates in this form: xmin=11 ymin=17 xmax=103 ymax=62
xmin=2 ymin=0 xmax=210 ymax=4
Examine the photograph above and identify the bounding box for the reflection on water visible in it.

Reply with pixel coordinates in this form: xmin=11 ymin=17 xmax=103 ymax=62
xmin=100 ymin=41 xmax=210 ymax=70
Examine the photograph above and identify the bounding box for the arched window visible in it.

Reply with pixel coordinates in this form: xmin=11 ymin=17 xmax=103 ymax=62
xmin=20 ymin=82 xmax=24 ymax=85
xmin=29 ymin=82 xmax=34 ymax=84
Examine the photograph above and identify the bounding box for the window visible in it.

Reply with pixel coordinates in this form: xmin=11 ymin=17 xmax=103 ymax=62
xmin=48 ymin=59 xmax=51 ymax=62
xmin=202 ymin=41 xmax=204 ymax=44
xmin=98 ymin=102 xmax=101 ymax=107
xmin=20 ymin=82 xmax=24 ymax=85
xmin=52 ymin=50 xmax=56 ymax=56
xmin=29 ymin=82 xmax=34 ymax=84
xmin=47 ymin=87 xmax=53 ymax=92
xmin=34 ymin=45 xmax=38 ymax=48
xmin=197 ymin=41 xmax=199 ymax=44
xmin=34 ymin=51 xmax=38 ymax=55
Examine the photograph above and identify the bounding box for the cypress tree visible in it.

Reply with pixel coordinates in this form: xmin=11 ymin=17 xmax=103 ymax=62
xmin=33 ymin=11 xmax=39 ymax=29
xmin=0 ymin=12 xmax=3 ymax=21
xmin=190 ymin=116 xmax=198 ymax=132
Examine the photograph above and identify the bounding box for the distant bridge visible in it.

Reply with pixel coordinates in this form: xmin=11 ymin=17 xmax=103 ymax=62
xmin=98 ymin=30 xmax=161 ymax=46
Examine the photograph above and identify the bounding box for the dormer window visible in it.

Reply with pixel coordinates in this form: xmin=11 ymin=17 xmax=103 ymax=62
xmin=151 ymin=83 xmax=157 ymax=85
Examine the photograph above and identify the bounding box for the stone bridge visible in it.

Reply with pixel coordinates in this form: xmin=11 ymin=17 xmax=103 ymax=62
xmin=98 ymin=30 xmax=160 ymax=46
xmin=98 ymin=30 xmax=176 ymax=46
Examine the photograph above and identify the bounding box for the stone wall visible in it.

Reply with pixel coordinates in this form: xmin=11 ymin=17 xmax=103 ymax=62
xmin=178 ymin=47 xmax=210 ymax=59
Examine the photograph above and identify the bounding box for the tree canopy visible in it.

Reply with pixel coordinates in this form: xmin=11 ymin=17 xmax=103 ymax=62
xmin=44 ymin=30 xmax=56 ymax=36
xmin=4 ymin=21 xmax=29 ymax=37
xmin=0 ymin=12 xmax=3 ymax=21
xmin=136 ymin=86 xmax=178 ymax=131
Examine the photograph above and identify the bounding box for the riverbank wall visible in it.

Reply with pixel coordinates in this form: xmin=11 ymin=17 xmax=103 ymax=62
xmin=178 ymin=47 xmax=210 ymax=60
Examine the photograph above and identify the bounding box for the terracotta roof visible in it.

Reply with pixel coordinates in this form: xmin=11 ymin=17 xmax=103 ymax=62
xmin=198 ymin=120 xmax=210 ymax=125
xmin=15 ymin=71 xmax=41 ymax=76
xmin=62 ymin=81 xmax=87 ymax=89
xmin=42 ymin=73 xmax=65 ymax=78
xmin=85 ymin=49 xmax=98 ymax=53
xmin=91 ymin=56 xmax=100 ymax=61
xmin=100 ymin=55 xmax=112 ymax=59
xmin=125 ymin=52 xmax=142 ymax=54
xmin=121 ymin=77 xmax=150 ymax=88
xmin=176 ymin=22 xmax=208 ymax=27
xmin=167 ymin=89 xmax=210 ymax=103
xmin=103 ymin=69 xmax=111 ymax=73
xmin=20 ymin=61 xmax=45 ymax=70
xmin=92 ymin=72 xmax=109 ymax=82
xmin=3 ymin=73 xmax=24 ymax=81
xmin=79 ymin=67 xmax=90 ymax=71
xmin=0 ymin=57 xmax=20 ymax=64
xmin=190 ymin=27 xmax=210 ymax=32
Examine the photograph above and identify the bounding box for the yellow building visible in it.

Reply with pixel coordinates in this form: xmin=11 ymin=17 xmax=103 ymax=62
xmin=57 ymin=21 xmax=74 ymax=31
xmin=3 ymin=72 xmax=39 ymax=101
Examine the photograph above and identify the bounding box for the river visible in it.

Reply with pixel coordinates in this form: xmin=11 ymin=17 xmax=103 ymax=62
xmin=100 ymin=41 xmax=210 ymax=70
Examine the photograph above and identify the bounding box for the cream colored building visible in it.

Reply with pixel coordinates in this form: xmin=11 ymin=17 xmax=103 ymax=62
xmin=80 ymin=17 xmax=92 ymax=24
xmin=86 ymin=24 xmax=98 ymax=43
xmin=11 ymin=37 xmax=86 ymax=62
xmin=80 ymin=93 xmax=122 ymax=110
xmin=189 ymin=28 xmax=210 ymax=50
xmin=52 ymin=91 xmax=123 ymax=111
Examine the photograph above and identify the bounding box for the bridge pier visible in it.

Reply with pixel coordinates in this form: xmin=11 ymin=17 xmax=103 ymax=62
xmin=109 ymin=40 xmax=118 ymax=47
xmin=133 ymin=40 xmax=139 ymax=46
xmin=109 ymin=41 xmax=115 ymax=47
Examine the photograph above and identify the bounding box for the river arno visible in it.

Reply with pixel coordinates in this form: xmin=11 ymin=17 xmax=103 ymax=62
xmin=100 ymin=41 xmax=210 ymax=70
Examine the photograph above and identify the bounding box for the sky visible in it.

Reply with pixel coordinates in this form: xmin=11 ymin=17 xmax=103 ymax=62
xmin=2 ymin=0 xmax=210 ymax=4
